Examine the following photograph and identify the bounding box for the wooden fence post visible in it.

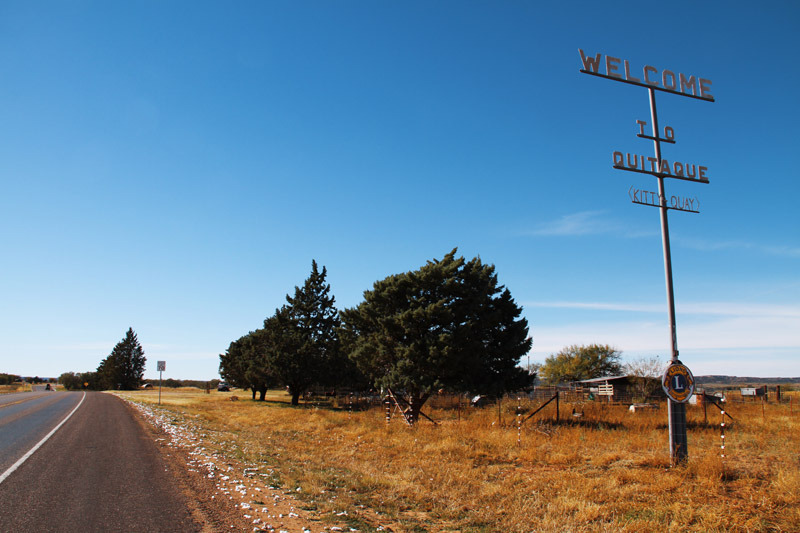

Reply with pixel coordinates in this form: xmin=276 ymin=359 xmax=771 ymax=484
xmin=555 ymin=390 xmax=559 ymax=422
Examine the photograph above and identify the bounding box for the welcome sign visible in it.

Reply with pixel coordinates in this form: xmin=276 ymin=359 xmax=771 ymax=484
xmin=579 ymin=49 xmax=715 ymax=463
xmin=579 ymin=49 xmax=714 ymax=101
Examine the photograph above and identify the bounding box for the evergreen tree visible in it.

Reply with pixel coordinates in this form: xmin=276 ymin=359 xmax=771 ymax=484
xmin=341 ymin=249 xmax=532 ymax=424
xmin=243 ymin=329 xmax=273 ymax=400
xmin=97 ymin=328 xmax=146 ymax=390
xmin=267 ymin=260 xmax=340 ymax=405
xmin=219 ymin=331 xmax=272 ymax=400
xmin=219 ymin=336 xmax=249 ymax=391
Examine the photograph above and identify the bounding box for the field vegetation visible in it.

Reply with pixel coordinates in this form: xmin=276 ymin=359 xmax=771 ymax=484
xmin=118 ymin=387 xmax=800 ymax=532
xmin=0 ymin=383 xmax=29 ymax=394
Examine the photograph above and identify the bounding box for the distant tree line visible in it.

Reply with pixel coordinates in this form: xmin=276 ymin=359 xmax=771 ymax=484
xmin=0 ymin=373 xmax=22 ymax=385
xmin=219 ymin=250 xmax=534 ymax=423
xmin=142 ymin=378 xmax=221 ymax=389
xmin=59 ymin=371 xmax=102 ymax=390
xmin=0 ymin=374 xmax=60 ymax=385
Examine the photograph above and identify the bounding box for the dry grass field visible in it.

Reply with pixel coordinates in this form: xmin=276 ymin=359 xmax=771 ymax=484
xmin=0 ymin=383 xmax=31 ymax=394
xmin=118 ymin=388 xmax=800 ymax=532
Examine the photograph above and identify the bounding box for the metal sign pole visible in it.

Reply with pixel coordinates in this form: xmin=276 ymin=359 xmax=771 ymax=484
xmin=156 ymin=360 xmax=166 ymax=406
xmin=648 ymin=88 xmax=679 ymax=363
xmin=648 ymin=88 xmax=688 ymax=463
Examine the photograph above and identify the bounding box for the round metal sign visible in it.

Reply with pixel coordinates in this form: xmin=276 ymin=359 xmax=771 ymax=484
xmin=662 ymin=362 xmax=695 ymax=403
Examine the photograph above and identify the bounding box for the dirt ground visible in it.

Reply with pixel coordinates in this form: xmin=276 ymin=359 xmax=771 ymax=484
xmin=129 ymin=400 xmax=362 ymax=533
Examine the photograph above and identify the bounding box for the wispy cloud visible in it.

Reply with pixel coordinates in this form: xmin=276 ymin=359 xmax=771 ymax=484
xmin=525 ymin=300 xmax=800 ymax=373
xmin=525 ymin=300 xmax=800 ymax=318
xmin=525 ymin=301 xmax=662 ymax=313
xmin=528 ymin=211 xmax=656 ymax=238
xmin=531 ymin=315 xmax=799 ymax=352
xmin=527 ymin=211 xmax=655 ymax=238
xmin=527 ymin=213 xmax=800 ymax=260
xmin=531 ymin=211 xmax=610 ymax=236
xmin=675 ymin=237 xmax=800 ymax=258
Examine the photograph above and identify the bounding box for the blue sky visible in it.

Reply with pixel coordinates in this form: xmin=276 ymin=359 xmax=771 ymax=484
xmin=1 ymin=1 xmax=797 ymax=380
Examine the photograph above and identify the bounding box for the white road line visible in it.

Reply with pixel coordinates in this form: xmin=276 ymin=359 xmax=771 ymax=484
xmin=0 ymin=391 xmax=86 ymax=485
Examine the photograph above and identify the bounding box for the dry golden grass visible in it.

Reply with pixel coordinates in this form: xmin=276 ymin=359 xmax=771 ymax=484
xmin=124 ymin=386 xmax=215 ymax=406
xmin=120 ymin=388 xmax=800 ymax=532
xmin=0 ymin=383 xmax=30 ymax=394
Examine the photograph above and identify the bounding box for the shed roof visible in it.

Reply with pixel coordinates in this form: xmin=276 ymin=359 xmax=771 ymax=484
xmin=575 ymin=375 xmax=630 ymax=384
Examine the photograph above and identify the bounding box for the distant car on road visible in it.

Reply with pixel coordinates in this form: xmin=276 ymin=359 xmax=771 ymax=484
xmin=217 ymin=382 xmax=230 ymax=392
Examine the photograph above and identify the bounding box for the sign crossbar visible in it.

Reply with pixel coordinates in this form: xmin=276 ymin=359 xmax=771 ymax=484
xmin=614 ymin=165 xmax=710 ymax=184
xmin=636 ymin=133 xmax=675 ymax=144
xmin=579 ymin=70 xmax=715 ymax=102
xmin=631 ymin=200 xmax=699 ymax=214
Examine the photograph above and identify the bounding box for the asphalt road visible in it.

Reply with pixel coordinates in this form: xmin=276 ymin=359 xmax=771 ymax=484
xmin=0 ymin=391 xmax=81 ymax=476
xmin=0 ymin=391 xmax=204 ymax=532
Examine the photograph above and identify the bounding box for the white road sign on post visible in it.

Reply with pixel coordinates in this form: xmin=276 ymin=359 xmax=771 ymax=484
xmin=156 ymin=361 xmax=166 ymax=404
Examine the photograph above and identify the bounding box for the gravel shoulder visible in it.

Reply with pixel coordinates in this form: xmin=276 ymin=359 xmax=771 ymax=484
xmin=122 ymin=397 xmax=358 ymax=533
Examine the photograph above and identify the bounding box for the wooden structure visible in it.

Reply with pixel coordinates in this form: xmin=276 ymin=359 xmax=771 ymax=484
xmin=740 ymin=386 xmax=768 ymax=399
xmin=575 ymin=375 xmax=664 ymax=403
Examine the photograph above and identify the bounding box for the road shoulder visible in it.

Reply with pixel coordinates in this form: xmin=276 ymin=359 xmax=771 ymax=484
xmin=122 ymin=397 xmax=345 ymax=533
xmin=125 ymin=399 xmax=253 ymax=532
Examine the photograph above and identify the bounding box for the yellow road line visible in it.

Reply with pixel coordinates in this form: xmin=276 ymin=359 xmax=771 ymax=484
xmin=0 ymin=396 xmax=41 ymax=409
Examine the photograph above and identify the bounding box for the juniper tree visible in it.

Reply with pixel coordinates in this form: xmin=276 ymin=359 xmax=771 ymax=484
xmin=266 ymin=260 xmax=341 ymax=405
xmin=243 ymin=329 xmax=273 ymax=400
xmin=341 ymin=249 xmax=532 ymax=424
xmin=97 ymin=328 xmax=146 ymax=390
xmin=219 ymin=336 xmax=248 ymax=392
xmin=219 ymin=331 xmax=272 ymax=400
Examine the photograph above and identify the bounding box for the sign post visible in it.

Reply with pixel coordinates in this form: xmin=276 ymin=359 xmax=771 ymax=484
xmin=580 ymin=50 xmax=714 ymax=464
xmin=157 ymin=360 xmax=166 ymax=405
